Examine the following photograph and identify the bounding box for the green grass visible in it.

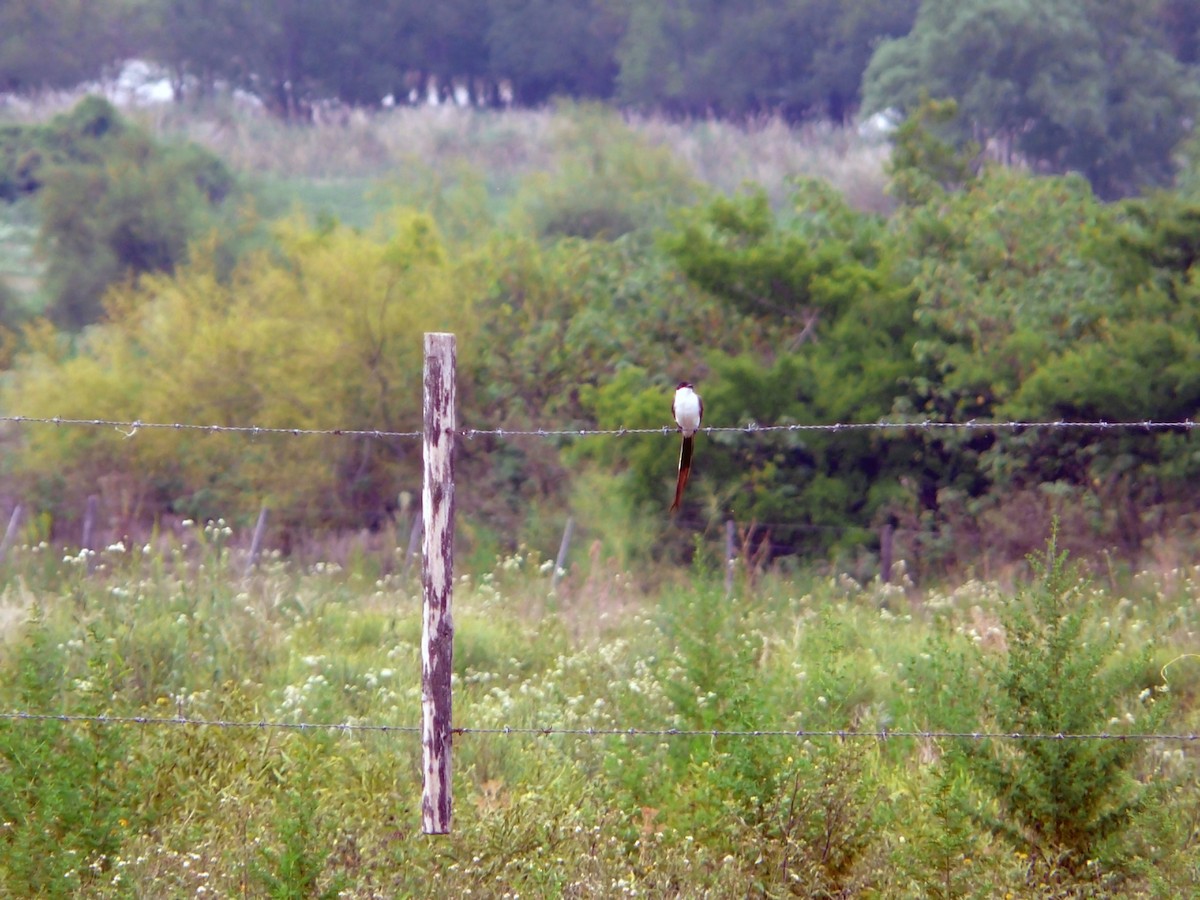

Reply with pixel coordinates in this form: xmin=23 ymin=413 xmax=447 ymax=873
xmin=0 ymin=198 xmax=42 ymax=312
xmin=253 ymin=177 xmax=401 ymax=232
xmin=0 ymin=527 xmax=1197 ymax=896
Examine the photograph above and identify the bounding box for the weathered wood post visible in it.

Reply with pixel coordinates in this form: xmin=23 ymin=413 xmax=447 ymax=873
xmin=551 ymin=517 xmax=574 ymax=593
xmin=0 ymin=504 xmax=22 ymax=564
xmin=244 ymin=506 xmax=269 ymax=577
xmin=82 ymin=494 xmax=99 ymax=574
xmin=725 ymin=519 xmax=736 ymax=597
xmin=421 ymin=333 xmax=456 ymax=835
xmin=880 ymin=521 xmax=895 ymax=585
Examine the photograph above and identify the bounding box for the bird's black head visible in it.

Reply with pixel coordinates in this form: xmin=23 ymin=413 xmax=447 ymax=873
xmin=676 ymin=381 xmax=693 ymax=389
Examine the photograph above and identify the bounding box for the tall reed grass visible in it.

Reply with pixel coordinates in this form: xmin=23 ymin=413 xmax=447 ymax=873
xmin=1 ymin=95 xmax=890 ymax=212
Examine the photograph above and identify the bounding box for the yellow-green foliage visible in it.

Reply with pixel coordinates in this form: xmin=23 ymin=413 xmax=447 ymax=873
xmin=2 ymin=210 xmax=472 ymax=528
xmin=508 ymin=103 xmax=701 ymax=240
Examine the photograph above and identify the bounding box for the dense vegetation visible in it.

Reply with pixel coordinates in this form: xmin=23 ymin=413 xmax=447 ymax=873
xmin=1 ymin=6 xmax=1199 ymax=896
xmin=0 ymin=96 xmax=236 ymax=328
xmin=0 ymin=529 xmax=1195 ymax=895
xmin=1 ymin=96 xmax=1200 ymax=575
xmin=3 ymin=1 xmax=1199 ymax=195
xmin=861 ymin=0 xmax=1199 ymax=198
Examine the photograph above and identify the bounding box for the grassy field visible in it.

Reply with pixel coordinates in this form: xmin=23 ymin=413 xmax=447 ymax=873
xmin=0 ymin=199 xmax=41 ymax=311
xmin=135 ymin=100 xmax=892 ymax=212
xmin=0 ymin=523 xmax=1198 ymax=896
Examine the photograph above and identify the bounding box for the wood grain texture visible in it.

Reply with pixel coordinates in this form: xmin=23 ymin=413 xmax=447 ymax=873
xmin=421 ymin=333 xmax=456 ymax=834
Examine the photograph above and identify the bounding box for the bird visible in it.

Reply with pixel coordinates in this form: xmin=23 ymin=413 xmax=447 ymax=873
xmin=670 ymin=381 xmax=703 ymax=513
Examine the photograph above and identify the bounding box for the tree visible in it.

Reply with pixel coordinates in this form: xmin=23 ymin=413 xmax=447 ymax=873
xmin=645 ymin=181 xmax=917 ymax=552
xmin=948 ymin=540 xmax=1166 ymax=876
xmin=14 ymin=98 xmax=238 ymax=329
xmin=149 ymin=0 xmax=258 ymax=101
xmin=998 ymin=192 xmax=1200 ymax=510
xmin=879 ymin=161 xmax=1200 ymax=561
xmin=4 ymin=212 xmax=470 ymax=532
xmin=862 ymin=0 xmax=1199 ymax=198
xmin=885 ymin=167 xmax=1117 ymax=515
xmin=1156 ymin=0 xmax=1200 ymax=64
xmin=148 ymin=0 xmax=417 ymax=113
xmin=486 ymin=0 xmax=623 ymax=104
xmin=616 ymin=0 xmax=919 ymax=121
xmin=809 ymin=0 xmax=921 ymax=122
xmin=615 ymin=0 xmax=723 ymax=116
xmin=386 ymin=0 xmax=492 ymax=104
xmin=885 ymin=96 xmax=979 ymax=205
xmin=0 ymin=0 xmax=126 ymax=93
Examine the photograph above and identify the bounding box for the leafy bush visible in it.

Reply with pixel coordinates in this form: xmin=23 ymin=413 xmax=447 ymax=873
xmin=648 ymin=181 xmax=918 ymax=551
xmin=0 ymin=612 xmax=147 ymax=894
xmin=1 ymin=211 xmax=469 ymax=532
xmin=510 ymin=104 xmax=699 ymax=240
xmin=628 ymin=570 xmax=888 ymax=894
xmin=0 ymin=97 xmax=237 ymax=328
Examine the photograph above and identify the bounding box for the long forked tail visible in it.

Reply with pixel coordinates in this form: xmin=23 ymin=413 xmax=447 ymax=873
xmin=670 ymin=434 xmax=695 ymax=513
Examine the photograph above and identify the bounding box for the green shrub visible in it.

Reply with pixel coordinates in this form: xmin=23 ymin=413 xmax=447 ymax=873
xmin=0 ymin=97 xmax=238 ymax=329
xmin=252 ymin=770 xmax=347 ymax=899
xmin=948 ymin=534 xmax=1169 ymax=880
xmin=37 ymin=136 xmax=236 ymax=329
xmin=2 ymin=210 xmax=469 ymax=531
xmin=643 ymin=570 xmax=886 ymax=894
xmin=511 ymin=103 xmax=699 ymax=240
xmin=0 ymin=612 xmax=146 ymax=895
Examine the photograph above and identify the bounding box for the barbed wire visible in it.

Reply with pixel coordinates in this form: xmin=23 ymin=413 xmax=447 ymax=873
xmin=1 ymin=710 xmax=1196 ymax=743
xmin=1 ymin=413 xmax=1196 ymax=440
xmin=461 ymin=419 xmax=1198 ymax=438
xmin=0 ymin=710 xmax=418 ymax=734
xmin=0 ymin=414 xmax=421 ymax=439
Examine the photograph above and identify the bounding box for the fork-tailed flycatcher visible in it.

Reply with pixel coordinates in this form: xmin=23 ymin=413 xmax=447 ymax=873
xmin=670 ymin=382 xmax=703 ymax=512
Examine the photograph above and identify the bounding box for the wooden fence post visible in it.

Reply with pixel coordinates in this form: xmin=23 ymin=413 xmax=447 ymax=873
xmin=422 ymin=333 xmax=456 ymax=835
xmin=880 ymin=521 xmax=895 ymax=585
xmin=551 ymin=517 xmax=574 ymax=593
xmin=82 ymin=494 xmax=99 ymax=574
xmin=244 ymin=506 xmax=269 ymax=577
xmin=0 ymin=504 xmax=22 ymax=564
xmin=725 ymin=519 xmax=736 ymax=597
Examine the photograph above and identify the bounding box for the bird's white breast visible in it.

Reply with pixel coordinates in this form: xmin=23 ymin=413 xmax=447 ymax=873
xmin=674 ymin=387 xmax=702 ymax=436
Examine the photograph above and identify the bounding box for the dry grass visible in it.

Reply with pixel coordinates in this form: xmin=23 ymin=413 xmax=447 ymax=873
xmin=630 ymin=112 xmax=893 ymax=212
xmin=3 ymin=92 xmax=890 ymax=210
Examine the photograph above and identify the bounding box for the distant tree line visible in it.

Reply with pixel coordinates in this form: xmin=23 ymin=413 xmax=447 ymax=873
xmin=4 ymin=1 xmax=1197 ymax=195
xmin=1 ymin=0 xmax=921 ymax=119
